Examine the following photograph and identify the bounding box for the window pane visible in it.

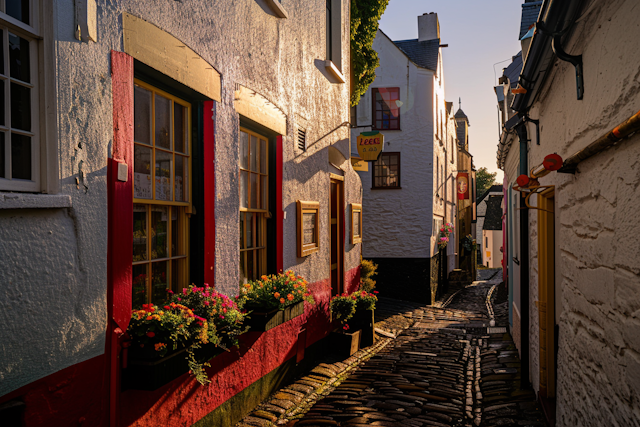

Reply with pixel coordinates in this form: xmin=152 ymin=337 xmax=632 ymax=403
xmin=8 ymin=33 xmax=29 ymax=83
xmin=353 ymin=212 xmax=361 ymax=237
xmin=260 ymin=139 xmax=267 ymax=173
xmin=134 ymin=86 xmax=152 ymax=145
xmin=151 ymin=261 xmax=169 ymax=305
xmin=0 ymin=82 xmax=4 ymax=126
xmin=240 ymin=213 xmax=245 ymax=249
xmin=133 ymin=204 xmax=147 ymax=262
xmin=240 ymin=252 xmax=247 ymax=285
xmin=151 ymin=206 xmax=168 ymax=259
xmin=155 ymin=95 xmax=171 ymax=150
xmin=240 ymin=131 xmax=249 ymax=169
xmin=0 ymin=133 xmax=3 ymax=178
xmin=250 ymin=172 xmax=258 ymax=209
xmin=132 ymin=264 xmax=148 ymax=309
xmin=11 ymin=133 xmax=30 ymax=180
xmin=175 ymin=155 xmax=188 ymax=202
xmin=174 ymin=103 xmax=186 ymax=154
xmin=250 ymin=135 xmax=258 ymax=172
xmin=134 ymin=145 xmax=152 ymax=199
xmin=247 ymin=250 xmax=255 ymax=282
xmin=172 ymin=259 xmax=184 ymax=292
xmin=0 ymin=29 xmax=3 ymax=76
xmin=246 ymin=212 xmax=254 ymax=249
xmin=155 ymin=150 xmax=172 ymax=201
xmin=261 ymin=175 xmax=268 ymax=210
xmin=6 ymin=0 xmax=29 ymax=25
xmin=240 ymin=170 xmax=248 ymax=208
xmin=171 ymin=207 xmax=186 ymax=256
xmin=10 ymin=82 xmax=30 ymax=131
xmin=303 ymin=212 xmax=316 ymax=244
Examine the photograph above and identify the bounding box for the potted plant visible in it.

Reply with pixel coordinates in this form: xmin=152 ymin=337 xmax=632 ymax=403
xmin=329 ymin=290 xmax=378 ymax=355
xmin=329 ymin=294 xmax=360 ymax=356
xmin=237 ymin=271 xmax=315 ymax=331
xmin=125 ymin=302 xmax=214 ymax=389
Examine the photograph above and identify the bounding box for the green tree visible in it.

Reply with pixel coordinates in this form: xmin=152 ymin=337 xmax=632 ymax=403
xmin=476 ymin=167 xmax=498 ymax=202
xmin=350 ymin=0 xmax=390 ymax=107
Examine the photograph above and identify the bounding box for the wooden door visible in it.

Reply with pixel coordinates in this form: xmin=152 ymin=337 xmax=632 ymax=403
xmin=538 ymin=188 xmax=556 ymax=399
xmin=330 ymin=176 xmax=344 ymax=296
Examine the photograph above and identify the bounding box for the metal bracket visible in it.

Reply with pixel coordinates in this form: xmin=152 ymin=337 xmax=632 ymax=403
xmin=552 ymin=35 xmax=584 ymax=100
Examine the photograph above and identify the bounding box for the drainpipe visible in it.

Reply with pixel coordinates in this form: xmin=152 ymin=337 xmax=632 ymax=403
xmin=515 ymin=119 xmax=531 ymax=389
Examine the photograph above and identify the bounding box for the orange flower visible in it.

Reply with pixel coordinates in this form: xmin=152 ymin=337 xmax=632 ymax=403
xmin=280 ymin=298 xmax=285 ymax=304
xmin=146 ymin=316 xmax=153 ymax=321
xmin=274 ymin=292 xmax=281 ymax=299
xmin=287 ymin=294 xmax=294 ymax=301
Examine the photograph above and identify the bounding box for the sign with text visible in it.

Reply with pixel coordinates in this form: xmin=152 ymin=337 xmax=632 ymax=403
xmin=457 ymin=173 xmax=469 ymax=200
xmin=356 ymin=131 xmax=384 ymax=162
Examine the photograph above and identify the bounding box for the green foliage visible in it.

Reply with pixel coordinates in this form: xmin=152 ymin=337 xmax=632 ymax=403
xmin=476 ymin=167 xmax=498 ymax=202
xmin=236 ymin=270 xmax=315 ymax=312
xmin=330 ymin=294 xmax=357 ymax=325
xmin=359 ymin=256 xmax=378 ymax=292
xmin=350 ymin=0 xmax=390 ymax=107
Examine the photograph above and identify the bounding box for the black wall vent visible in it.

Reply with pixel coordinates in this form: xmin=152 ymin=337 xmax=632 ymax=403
xmin=298 ymin=128 xmax=307 ymax=151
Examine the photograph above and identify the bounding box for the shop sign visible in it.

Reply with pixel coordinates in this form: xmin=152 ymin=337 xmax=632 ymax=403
xmin=351 ymin=158 xmax=369 ymax=172
xmin=457 ymin=173 xmax=469 ymax=200
xmin=356 ymin=131 xmax=384 ymax=162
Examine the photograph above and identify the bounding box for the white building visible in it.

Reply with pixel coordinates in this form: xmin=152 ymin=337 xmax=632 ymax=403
xmin=476 ymin=184 xmax=503 ymax=266
xmin=350 ymin=12 xmax=458 ymax=304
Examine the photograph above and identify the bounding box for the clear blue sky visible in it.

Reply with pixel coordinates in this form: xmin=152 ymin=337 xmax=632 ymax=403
xmin=379 ymin=0 xmax=524 ymax=181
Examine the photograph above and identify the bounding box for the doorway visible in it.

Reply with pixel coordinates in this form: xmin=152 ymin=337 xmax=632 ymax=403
xmin=537 ymin=188 xmax=557 ymax=424
xmin=330 ymin=175 xmax=344 ymax=297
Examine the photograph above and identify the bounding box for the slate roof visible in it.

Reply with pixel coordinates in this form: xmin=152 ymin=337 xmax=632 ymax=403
xmin=484 ymin=195 xmax=504 ymax=231
xmin=454 ymin=108 xmax=468 ymax=121
xmin=393 ymin=38 xmax=440 ymax=71
xmin=519 ymin=1 xmax=542 ymax=40
xmin=478 ymin=184 xmax=503 ymax=205
xmin=503 ymin=52 xmax=523 ymax=88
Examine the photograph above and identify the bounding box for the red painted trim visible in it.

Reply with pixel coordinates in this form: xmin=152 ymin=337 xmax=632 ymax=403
xmin=203 ymin=101 xmax=215 ymax=285
xmin=276 ymin=136 xmax=283 ymax=272
xmin=109 ymin=50 xmax=134 ymax=427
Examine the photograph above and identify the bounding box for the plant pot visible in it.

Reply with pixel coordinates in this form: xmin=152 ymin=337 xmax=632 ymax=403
xmin=123 ymin=345 xmax=191 ymax=391
xmin=245 ymin=301 xmax=305 ymax=332
xmin=330 ymin=329 xmax=361 ymax=357
xmin=351 ymin=309 xmax=375 ymax=348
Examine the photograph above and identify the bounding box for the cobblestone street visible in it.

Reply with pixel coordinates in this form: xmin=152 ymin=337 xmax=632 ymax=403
xmin=238 ymin=270 xmax=546 ymax=427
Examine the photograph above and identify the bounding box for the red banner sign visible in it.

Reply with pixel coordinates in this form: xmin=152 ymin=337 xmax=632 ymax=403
xmin=457 ymin=173 xmax=469 ymax=200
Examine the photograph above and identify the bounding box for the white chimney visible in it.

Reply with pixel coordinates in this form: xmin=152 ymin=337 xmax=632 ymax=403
xmin=418 ymin=12 xmax=440 ymax=42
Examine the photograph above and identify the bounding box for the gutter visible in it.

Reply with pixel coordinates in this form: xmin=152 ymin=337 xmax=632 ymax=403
xmin=511 ymin=0 xmax=586 ymax=113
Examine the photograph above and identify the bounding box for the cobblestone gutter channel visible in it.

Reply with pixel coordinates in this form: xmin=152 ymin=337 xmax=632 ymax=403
xmin=237 ymin=270 xmax=545 ymax=427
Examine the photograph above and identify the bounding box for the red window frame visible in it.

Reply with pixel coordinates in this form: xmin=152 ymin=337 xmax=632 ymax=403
xmin=372 ymin=88 xmax=400 ymax=130
xmin=371 ymin=152 xmax=401 ymax=189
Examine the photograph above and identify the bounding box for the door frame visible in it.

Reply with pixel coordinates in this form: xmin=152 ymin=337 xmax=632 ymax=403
xmin=329 ymin=174 xmax=344 ymax=296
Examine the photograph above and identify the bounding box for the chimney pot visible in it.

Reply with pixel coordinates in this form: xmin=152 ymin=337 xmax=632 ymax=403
xmin=418 ymin=12 xmax=440 ymax=42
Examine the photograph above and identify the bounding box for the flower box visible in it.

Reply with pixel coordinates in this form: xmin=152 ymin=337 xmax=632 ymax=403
xmin=330 ymin=329 xmax=361 ymax=357
xmin=350 ymin=309 xmax=375 ymax=348
xmin=246 ymin=301 xmax=304 ymax=332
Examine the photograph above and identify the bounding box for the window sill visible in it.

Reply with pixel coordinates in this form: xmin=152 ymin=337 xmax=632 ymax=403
xmin=371 ymin=187 xmax=402 ymax=190
xmin=264 ymin=0 xmax=288 ymax=18
xmin=324 ymin=60 xmax=346 ymax=84
xmin=372 ymin=128 xmax=401 ymax=132
xmin=0 ymin=193 xmax=72 ymax=210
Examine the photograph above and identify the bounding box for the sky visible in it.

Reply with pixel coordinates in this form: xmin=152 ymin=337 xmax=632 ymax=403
xmin=379 ymin=0 xmax=524 ymax=182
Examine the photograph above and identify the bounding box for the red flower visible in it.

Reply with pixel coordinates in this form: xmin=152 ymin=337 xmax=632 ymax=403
xmin=146 ymin=331 xmax=155 ymax=338
xmin=373 ymin=291 xmax=379 ymax=294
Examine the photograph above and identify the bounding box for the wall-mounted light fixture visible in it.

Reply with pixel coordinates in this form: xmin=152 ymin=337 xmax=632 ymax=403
xmin=512 ymin=153 xmax=563 ymax=212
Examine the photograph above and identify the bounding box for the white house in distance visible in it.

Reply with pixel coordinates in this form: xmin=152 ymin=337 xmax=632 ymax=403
xmin=481 ymin=191 xmax=504 ymax=268
xmin=476 ymin=184 xmax=503 ymax=266
xmin=350 ymin=12 xmax=458 ymax=304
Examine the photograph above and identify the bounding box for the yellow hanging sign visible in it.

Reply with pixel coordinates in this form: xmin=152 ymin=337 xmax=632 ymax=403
xmin=356 ymin=131 xmax=384 ymax=162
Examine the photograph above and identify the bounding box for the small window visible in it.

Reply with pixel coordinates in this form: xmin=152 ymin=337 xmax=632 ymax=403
xmin=297 ymin=200 xmax=320 ymax=257
xmin=350 ymin=203 xmax=362 ymax=244
xmin=297 ymin=128 xmax=306 ymax=151
xmin=372 ymin=152 xmax=400 ymax=189
xmin=372 ymin=88 xmax=400 ymax=130
xmin=326 ymin=0 xmax=332 ymax=61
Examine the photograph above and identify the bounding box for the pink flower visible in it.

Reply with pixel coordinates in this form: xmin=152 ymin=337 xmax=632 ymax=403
xmin=204 ymin=301 xmax=210 ymax=306
xmin=219 ymin=315 xmax=225 ymax=319
xmin=373 ymin=291 xmax=379 ymax=294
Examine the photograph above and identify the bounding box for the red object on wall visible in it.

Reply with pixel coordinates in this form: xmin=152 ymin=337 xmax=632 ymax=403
xmin=276 ymin=136 xmax=284 ymax=272
xmin=457 ymin=172 xmax=469 ymax=200
xmin=203 ymin=101 xmax=215 ymax=285
xmin=516 ymin=174 xmax=530 ymax=187
xmin=543 ymin=153 xmax=563 ymax=171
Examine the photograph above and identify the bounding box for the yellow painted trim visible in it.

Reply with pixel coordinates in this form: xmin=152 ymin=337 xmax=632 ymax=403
xmin=235 ymin=85 xmax=287 ymax=135
xmin=123 ymin=12 xmax=221 ymax=102
xmin=329 ymin=173 xmax=344 ymax=181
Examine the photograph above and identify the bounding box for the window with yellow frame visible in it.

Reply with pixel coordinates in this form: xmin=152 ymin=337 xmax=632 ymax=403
xmin=132 ymin=80 xmax=192 ymax=308
xmin=239 ymin=128 xmax=269 ymax=284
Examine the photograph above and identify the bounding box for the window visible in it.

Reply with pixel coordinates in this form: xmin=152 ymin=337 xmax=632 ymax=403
xmin=372 ymin=152 xmax=400 ymax=189
xmin=297 ymin=200 xmax=320 ymax=257
xmin=239 ymin=128 xmax=269 ymax=283
xmin=372 ymin=88 xmax=400 ymax=130
xmin=132 ymin=80 xmax=192 ymax=308
xmin=326 ymin=0 xmax=332 ymax=61
xmin=350 ymin=203 xmax=362 ymax=244
xmin=0 ymin=0 xmax=41 ymax=192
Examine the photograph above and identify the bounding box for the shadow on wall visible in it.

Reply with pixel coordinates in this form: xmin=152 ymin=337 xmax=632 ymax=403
xmin=254 ymin=0 xmax=281 ymax=18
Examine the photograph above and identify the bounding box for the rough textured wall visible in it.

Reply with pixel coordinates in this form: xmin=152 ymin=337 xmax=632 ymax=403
xmin=353 ymin=31 xmax=435 ymax=259
xmin=522 ymin=0 xmax=640 ymax=424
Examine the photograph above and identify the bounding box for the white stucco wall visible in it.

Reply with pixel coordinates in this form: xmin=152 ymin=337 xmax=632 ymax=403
xmin=0 ymin=0 xmax=359 ymax=398
xmin=503 ymin=0 xmax=640 ymax=424
xmin=352 ymin=29 xmax=449 ymax=260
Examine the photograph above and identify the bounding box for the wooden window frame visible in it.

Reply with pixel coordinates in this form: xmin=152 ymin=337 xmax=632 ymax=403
xmin=350 ymin=203 xmax=362 ymax=244
xmin=371 ymin=152 xmax=401 ymax=189
xmin=297 ymin=200 xmax=320 ymax=257
xmin=239 ymin=127 xmax=269 ymax=283
xmin=132 ymin=79 xmax=192 ymax=307
xmin=372 ymin=88 xmax=400 ymax=131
